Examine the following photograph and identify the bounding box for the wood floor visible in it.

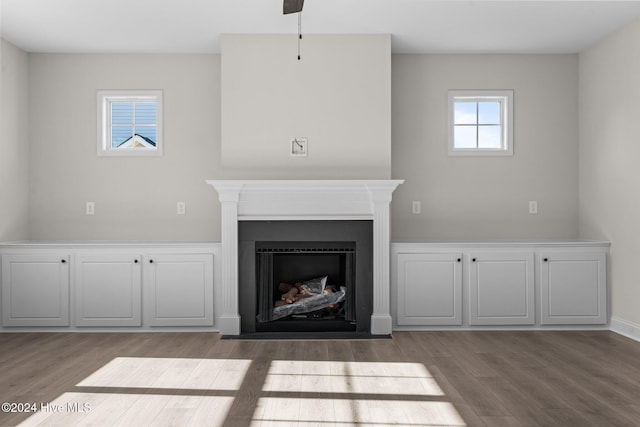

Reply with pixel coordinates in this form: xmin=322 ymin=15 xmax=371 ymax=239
xmin=1 ymin=331 xmax=640 ymax=426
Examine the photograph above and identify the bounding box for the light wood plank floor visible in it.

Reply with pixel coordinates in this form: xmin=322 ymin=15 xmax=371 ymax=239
xmin=1 ymin=331 xmax=640 ymax=426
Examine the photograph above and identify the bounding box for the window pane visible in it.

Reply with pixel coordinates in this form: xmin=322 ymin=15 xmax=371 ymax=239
xmin=134 ymin=126 xmax=157 ymax=146
xmin=112 ymin=125 xmax=133 ymax=148
xmin=99 ymin=90 xmax=163 ymax=157
xmin=454 ymin=126 xmax=477 ymax=148
xmin=111 ymin=102 xmax=133 ymax=125
xmin=454 ymin=102 xmax=477 ymax=124
xmin=447 ymin=90 xmax=512 ymax=156
xmin=135 ymin=102 xmax=156 ymax=124
xmin=478 ymin=102 xmax=501 ymax=125
xmin=478 ymin=126 xmax=502 ymax=149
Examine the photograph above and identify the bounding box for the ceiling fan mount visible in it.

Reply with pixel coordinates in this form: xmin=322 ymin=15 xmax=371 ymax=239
xmin=283 ymin=0 xmax=304 ymax=15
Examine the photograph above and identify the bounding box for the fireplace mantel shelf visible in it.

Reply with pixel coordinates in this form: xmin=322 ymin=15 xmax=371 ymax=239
xmin=207 ymin=179 xmax=404 ymax=221
xmin=206 ymin=179 xmax=403 ymax=336
xmin=206 ymin=179 xmax=404 ymax=189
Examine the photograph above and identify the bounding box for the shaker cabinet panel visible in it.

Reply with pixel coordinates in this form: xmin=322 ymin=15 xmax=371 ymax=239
xmin=144 ymin=254 xmax=214 ymax=326
xmin=75 ymin=254 xmax=142 ymax=326
xmin=397 ymin=253 xmax=463 ymax=325
xmin=2 ymin=254 xmax=70 ymax=326
xmin=540 ymin=252 xmax=606 ymax=325
xmin=469 ymin=252 xmax=535 ymax=325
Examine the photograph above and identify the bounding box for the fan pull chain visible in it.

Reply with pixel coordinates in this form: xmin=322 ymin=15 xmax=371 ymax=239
xmin=298 ymin=12 xmax=302 ymax=60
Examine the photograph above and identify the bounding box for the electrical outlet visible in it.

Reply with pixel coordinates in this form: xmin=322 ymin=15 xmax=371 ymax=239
xmin=177 ymin=201 xmax=186 ymax=215
xmin=529 ymin=200 xmax=538 ymax=214
xmin=86 ymin=202 xmax=95 ymax=215
xmin=412 ymin=201 xmax=421 ymax=214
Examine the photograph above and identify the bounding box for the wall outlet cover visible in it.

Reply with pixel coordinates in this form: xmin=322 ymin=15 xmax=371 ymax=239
xmin=177 ymin=201 xmax=186 ymax=215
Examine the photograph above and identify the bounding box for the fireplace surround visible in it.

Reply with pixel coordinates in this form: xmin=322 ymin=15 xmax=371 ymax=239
xmin=206 ymin=180 xmax=403 ymax=336
xmin=239 ymin=221 xmax=372 ymax=334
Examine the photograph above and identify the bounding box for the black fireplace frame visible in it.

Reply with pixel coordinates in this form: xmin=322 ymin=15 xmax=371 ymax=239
xmin=238 ymin=220 xmax=373 ymax=334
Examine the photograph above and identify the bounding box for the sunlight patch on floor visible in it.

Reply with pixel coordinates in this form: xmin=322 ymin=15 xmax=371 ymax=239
xmin=76 ymin=357 xmax=252 ymax=390
xmin=17 ymin=392 xmax=234 ymax=427
xmin=251 ymin=397 xmax=466 ymax=427
xmin=254 ymin=361 xmax=465 ymax=426
xmin=16 ymin=357 xmax=465 ymax=426
xmin=263 ymin=360 xmax=444 ymax=396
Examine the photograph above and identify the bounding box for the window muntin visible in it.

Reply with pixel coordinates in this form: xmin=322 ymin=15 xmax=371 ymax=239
xmin=448 ymin=90 xmax=513 ymax=156
xmin=97 ymin=90 xmax=163 ymax=157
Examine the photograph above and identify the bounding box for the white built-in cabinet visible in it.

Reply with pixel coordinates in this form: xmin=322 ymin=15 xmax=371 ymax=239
xmin=1 ymin=241 xmax=608 ymax=330
xmin=468 ymin=252 xmax=535 ymax=325
xmin=0 ymin=243 xmax=215 ymax=329
xmin=396 ymin=253 xmax=462 ymax=325
xmin=393 ymin=242 xmax=609 ymax=328
xmin=144 ymin=253 xmax=214 ymax=326
xmin=2 ymin=253 xmax=70 ymax=326
xmin=540 ymin=251 xmax=607 ymax=325
xmin=75 ymin=254 xmax=142 ymax=327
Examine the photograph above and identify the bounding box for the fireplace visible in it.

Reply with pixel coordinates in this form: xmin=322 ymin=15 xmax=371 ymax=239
xmin=238 ymin=221 xmax=373 ymax=334
xmin=206 ymin=180 xmax=403 ymax=336
xmin=255 ymin=242 xmax=356 ymax=331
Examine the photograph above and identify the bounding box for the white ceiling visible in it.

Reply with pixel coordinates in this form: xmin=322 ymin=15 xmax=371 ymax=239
xmin=2 ymin=0 xmax=640 ymax=54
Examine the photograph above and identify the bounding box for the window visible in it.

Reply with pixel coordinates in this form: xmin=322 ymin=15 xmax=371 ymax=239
xmin=448 ymin=90 xmax=513 ymax=156
xmin=97 ymin=90 xmax=163 ymax=156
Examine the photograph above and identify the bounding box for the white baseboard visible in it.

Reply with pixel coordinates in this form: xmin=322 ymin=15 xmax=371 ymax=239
xmin=610 ymin=316 xmax=640 ymax=343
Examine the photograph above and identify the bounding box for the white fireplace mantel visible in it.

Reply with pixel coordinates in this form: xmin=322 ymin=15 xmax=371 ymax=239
xmin=206 ymin=179 xmax=403 ymax=335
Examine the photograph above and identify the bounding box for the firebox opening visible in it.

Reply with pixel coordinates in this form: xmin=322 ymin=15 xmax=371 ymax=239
xmin=238 ymin=220 xmax=373 ymax=336
xmin=255 ymin=242 xmax=356 ymax=333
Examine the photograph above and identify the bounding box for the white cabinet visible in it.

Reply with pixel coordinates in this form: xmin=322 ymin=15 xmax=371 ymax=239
xmin=1 ymin=254 xmax=70 ymax=327
xmin=0 ymin=243 xmax=216 ymax=330
xmin=75 ymin=254 xmax=142 ymax=327
xmin=396 ymin=253 xmax=462 ymax=325
xmin=393 ymin=242 xmax=608 ymax=329
xmin=144 ymin=253 xmax=214 ymax=326
xmin=468 ymin=252 xmax=535 ymax=325
xmin=540 ymin=252 xmax=607 ymax=325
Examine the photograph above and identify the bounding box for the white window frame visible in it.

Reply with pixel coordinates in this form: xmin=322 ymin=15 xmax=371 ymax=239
xmin=448 ymin=90 xmax=513 ymax=157
xmin=97 ymin=90 xmax=163 ymax=157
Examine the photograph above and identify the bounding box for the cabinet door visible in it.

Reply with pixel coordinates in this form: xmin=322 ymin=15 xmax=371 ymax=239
xmin=396 ymin=253 xmax=462 ymax=325
xmin=540 ymin=252 xmax=606 ymax=325
xmin=145 ymin=254 xmax=214 ymax=326
xmin=75 ymin=254 xmax=142 ymax=326
xmin=2 ymin=254 xmax=70 ymax=326
xmin=469 ymin=252 xmax=535 ymax=325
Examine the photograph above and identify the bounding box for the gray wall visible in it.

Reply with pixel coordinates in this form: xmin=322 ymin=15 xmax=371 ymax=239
xmin=392 ymin=54 xmax=580 ymax=241
xmin=221 ymin=34 xmax=391 ymax=178
xmin=8 ymin=40 xmax=581 ymax=244
xmin=579 ymin=19 xmax=640 ymax=326
xmin=27 ymin=53 xmax=221 ymax=240
xmin=0 ymin=39 xmax=30 ymax=241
